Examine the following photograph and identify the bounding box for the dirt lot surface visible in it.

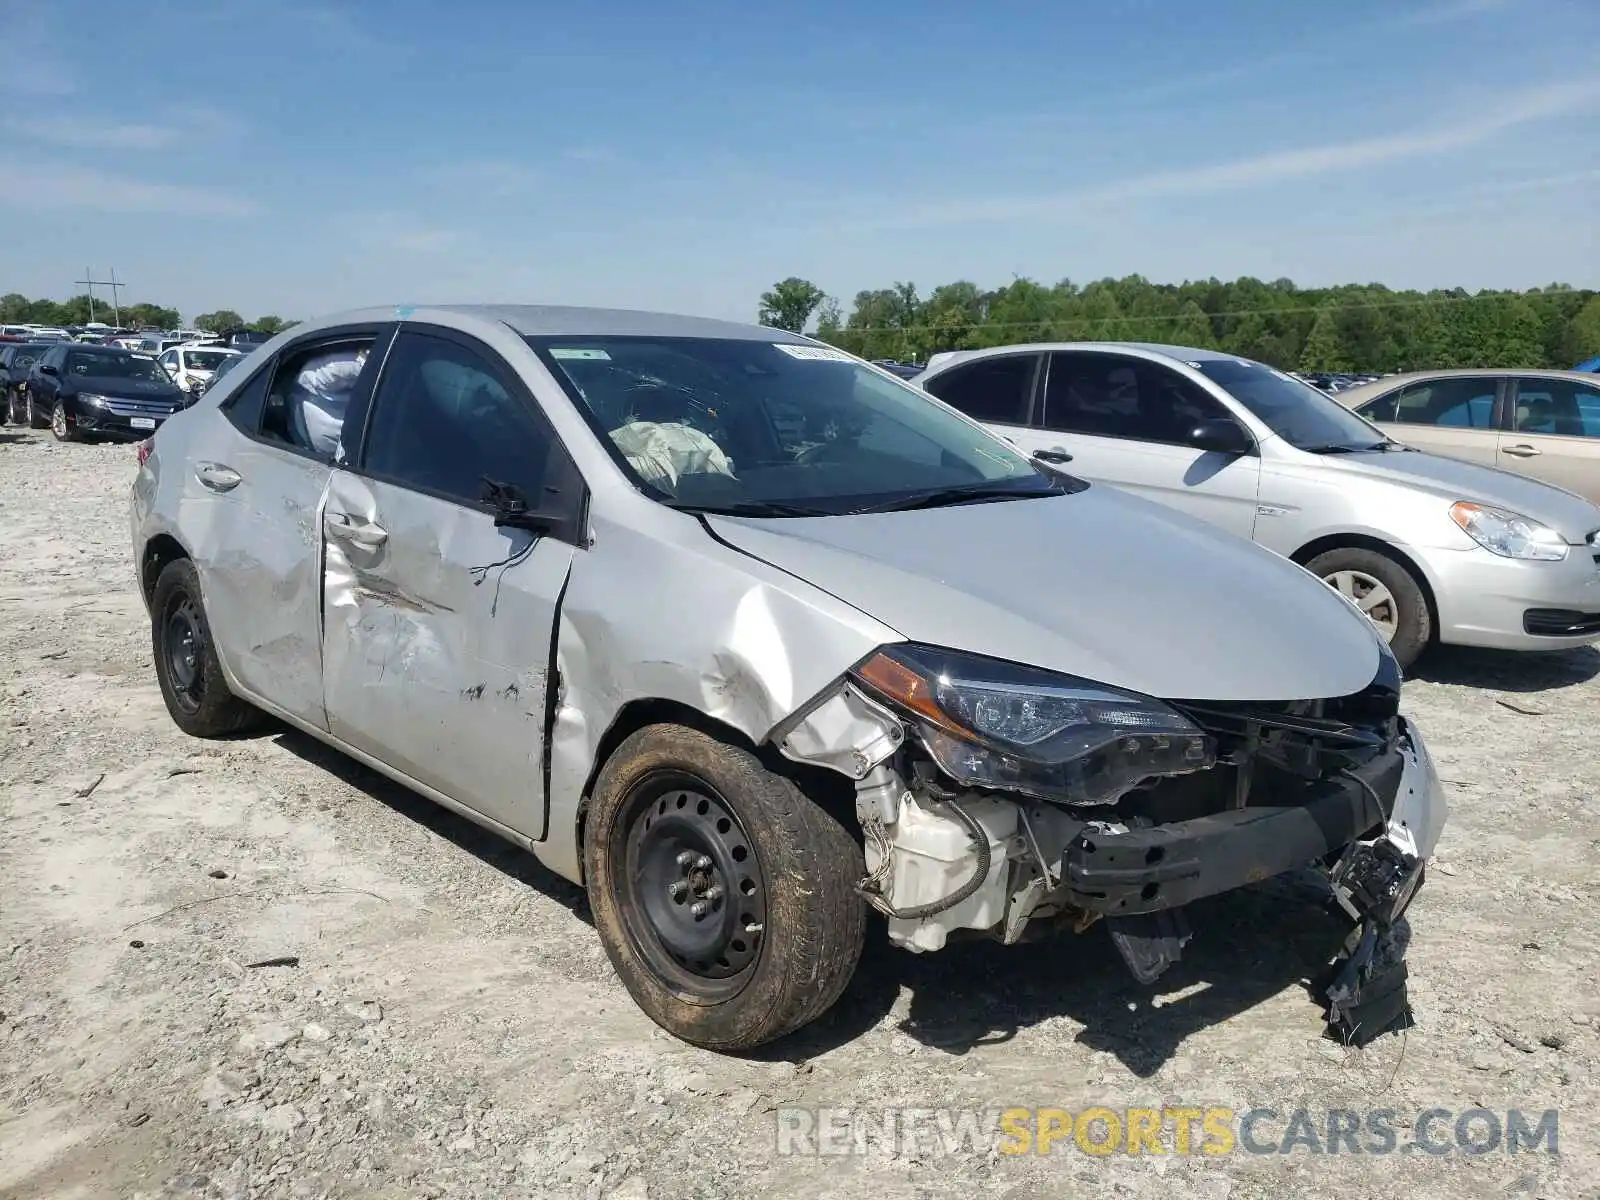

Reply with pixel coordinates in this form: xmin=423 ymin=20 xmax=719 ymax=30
xmin=2 ymin=427 xmax=1598 ymax=1200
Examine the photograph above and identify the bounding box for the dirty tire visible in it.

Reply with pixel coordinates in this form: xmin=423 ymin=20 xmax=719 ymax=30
xmin=1306 ymin=546 xmax=1431 ymax=670
xmin=150 ymin=557 xmax=261 ymax=737
xmin=584 ymin=723 xmax=866 ymax=1051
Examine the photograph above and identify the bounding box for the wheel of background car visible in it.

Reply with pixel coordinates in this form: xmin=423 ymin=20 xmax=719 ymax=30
xmin=583 ymin=723 xmax=866 ymax=1051
xmin=51 ymin=401 xmax=77 ymax=443
xmin=150 ymin=558 xmax=262 ymax=737
xmin=1305 ymin=547 xmax=1431 ymax=670
xmin=28 ymin=394 xmax=47 ymax=429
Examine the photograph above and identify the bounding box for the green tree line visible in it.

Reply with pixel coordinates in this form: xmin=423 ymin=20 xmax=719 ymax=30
xmin=758 ymin=276 xmax=1600 ymax=372
xmin=0 ymin=292 xmax=294 ymax=335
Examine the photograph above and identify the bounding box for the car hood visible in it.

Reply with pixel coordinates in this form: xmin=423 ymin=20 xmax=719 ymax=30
xmin=1323 ymin=446 xmax=1600 ymax=541
xmin=71 ymin=376 xmax=183 ymax=400
xmin=707 ymin=487 xmax=1383 ymax=702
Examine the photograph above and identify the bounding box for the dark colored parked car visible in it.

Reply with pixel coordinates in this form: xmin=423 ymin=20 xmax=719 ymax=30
xmin=1 ymin=341 xmax=58 ymax=426
xmin=197 ymin=349 xmax=248 ymax=396
xmin=23 ymin=344 xmax=188 ymax=441
xmin=218 ymin=328 xmax=273 ymax=351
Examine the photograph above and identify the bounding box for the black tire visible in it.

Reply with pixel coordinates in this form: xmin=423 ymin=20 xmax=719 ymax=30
xmin=4 ymin=390 xmax=18 ymax=426
xmin=51 ymin=401 xmax=77 ymax=442
xmin=1305 ymin=546 xmax=1431 ymax=669
xmin=150 ymin=558 xmax=260 ymax=737
xmin=584 ymin=723 xmax=866 ymax=1051
xmin=26 ymin=393 xmax=49 ymax=430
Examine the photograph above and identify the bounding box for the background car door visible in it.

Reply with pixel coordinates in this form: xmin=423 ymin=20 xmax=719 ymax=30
xmin=1020 ymin=350 xmax=1261 ymax=538
xmin=320 ymin=327 xmax=584 ymax=840
xmin=188 ymin=326 xmax=392 ymax=729
xmin=1499 ymin=377 xmax=1600 ymax=503
xmin=917 ymin=352 xmax=1043 ymax=448
xmin=1353 ymin=376 xmax=1503 ymax=466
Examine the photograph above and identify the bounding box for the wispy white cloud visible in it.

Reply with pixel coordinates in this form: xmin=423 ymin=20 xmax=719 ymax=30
xmin=436 ymin=160 xmax=542 ymax=197
xmin=0 ymin=166 xmax=255 ymax=216
xmin=346 ymin=211 xmax=467 ymax=253
xmin=1401 ymin=0 xmax=1518 ymax=26
xmin=7 ymin=116 xmax=180 ymax=150
xmin=564 ymin=146 xmax=618 ymax=165
xmin=866 ymin=79 xmax=1600 ymax=230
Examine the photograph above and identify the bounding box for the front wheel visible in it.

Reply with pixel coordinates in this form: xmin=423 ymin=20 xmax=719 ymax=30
xmin=26 ymin=393 xmax=48 ymax=430
xmin=51 ymin=401 xmax=77 ymax=442
xmin=584 ymin=724 xmax=866 ymax=1051
xmin=1306 ymin=546 xmax=1431 ymax=669
xmin=150 ymin=558 xmax=261 ymax=737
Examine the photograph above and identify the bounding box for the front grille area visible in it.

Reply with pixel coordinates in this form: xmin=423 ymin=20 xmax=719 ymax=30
xmin=99 ymin=396 xmax=179 ymax=417
xmin=1524 ymin=608 xmax=1600 ymax=637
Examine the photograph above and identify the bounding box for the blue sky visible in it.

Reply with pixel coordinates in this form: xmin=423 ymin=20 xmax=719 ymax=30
xmin=2 ymin=0 xmax=1597 ymax=324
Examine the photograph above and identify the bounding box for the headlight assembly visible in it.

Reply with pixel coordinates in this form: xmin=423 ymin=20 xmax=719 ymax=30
xmin=1449 ymin=501 xmax=1568 ymax=561
xmin=850 ymin=644 xmax=1214 ymax=806
xmin=79 ymin=393 xmax=111 ymax=408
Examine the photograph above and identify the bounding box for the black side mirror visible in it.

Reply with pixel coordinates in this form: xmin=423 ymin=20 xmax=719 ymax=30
xmin=1188 ymin=417 xmax=1252 ymax=456
xmin=481 ymin=477 xmax=550 ymax=532
xmin=37 ymin=363 xmax=58 ymax=376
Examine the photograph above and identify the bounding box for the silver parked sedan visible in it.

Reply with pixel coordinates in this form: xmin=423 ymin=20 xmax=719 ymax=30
xmin=131 ymin=306 xmax=1443 ymax=1051
xmin=916 ymin=343 xmax=1600 ymax=667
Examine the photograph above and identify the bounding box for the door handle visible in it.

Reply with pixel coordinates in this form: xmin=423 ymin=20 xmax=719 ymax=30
xmin=194 ymin=462 xmax=242 ymax=492
xmin=1502 ymin=444 xmax=1542 ymax=458
xmin=323 ymin=512 xmax=388 ymax=547
xmin=1034 ymin=446 xmax=1074 ymax=464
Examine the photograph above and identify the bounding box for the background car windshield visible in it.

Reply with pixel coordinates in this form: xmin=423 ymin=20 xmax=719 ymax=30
xmin=184 ymin=350 xmax=232 ymax=370
xmin=65 ymin=352 xmax=171 ymax=382
xmin=1195 ymin=358 xmax=1386 ymax=450
xmin=529 ymin=336 xmax=1047 ymax=513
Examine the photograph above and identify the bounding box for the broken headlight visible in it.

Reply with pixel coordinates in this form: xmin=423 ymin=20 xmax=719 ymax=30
xmin=850 ymin=644 xmax=1214 ymax=806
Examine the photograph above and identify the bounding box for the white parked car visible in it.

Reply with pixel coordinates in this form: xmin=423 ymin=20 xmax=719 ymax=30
xmin=158 ymin=343 xmax=240 ymax=398
xmin=915 ymin=343 xmax=1600 ymax=667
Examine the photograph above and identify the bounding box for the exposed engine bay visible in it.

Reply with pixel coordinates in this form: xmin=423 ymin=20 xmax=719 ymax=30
xmin=778 ymin=641 xmax=1447 ymax=1048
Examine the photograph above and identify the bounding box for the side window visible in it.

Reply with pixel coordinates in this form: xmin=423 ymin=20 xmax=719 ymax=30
xmin=1043 ymin=353 xmax=1230 ymax=444
xmin=219 ymin=364 xmax=271 ymax=431
xmin=260 ymin=336 xmax=377 ymax=459
xmin=1390 ymin=379 xmax=1497 ymax=429
xmin=921 ymin=354 xmax=1039 ymax=425
xmin=1515 ymin=379 xmax=1600 ymax=438
xmin=1356 ymin=391 xmax=1400 ymax=423
xmin=361 ymin=331 xmax=560 ymax=508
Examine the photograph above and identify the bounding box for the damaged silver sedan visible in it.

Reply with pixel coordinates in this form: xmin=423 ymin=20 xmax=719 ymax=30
xmin=130 ymin=305 xmax=1446 ymax=1051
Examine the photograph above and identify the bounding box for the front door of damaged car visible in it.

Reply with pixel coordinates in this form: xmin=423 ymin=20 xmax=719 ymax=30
xmin=320 ymin=328 xmax=579 ymax=841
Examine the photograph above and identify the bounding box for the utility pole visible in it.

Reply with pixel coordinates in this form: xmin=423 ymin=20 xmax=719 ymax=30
xmin=76 ymin=268 xmax=126 ymax=326
xmin=75 ymin=269 xmax=96 ymax=323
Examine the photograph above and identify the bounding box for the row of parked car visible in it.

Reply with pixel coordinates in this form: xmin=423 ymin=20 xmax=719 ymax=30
xmin=123 ymin=302 xmax=1559 ymax=1059
xmin=0 ymin=335 xmax=250 ymax=439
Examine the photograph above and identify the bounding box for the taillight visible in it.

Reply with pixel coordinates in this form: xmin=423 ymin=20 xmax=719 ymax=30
xmin=136 ymin=439 xmax=153 ymax=467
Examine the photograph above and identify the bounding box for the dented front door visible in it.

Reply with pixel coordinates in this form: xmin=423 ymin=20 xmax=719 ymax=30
xmin=320 ymin=469 xmax=575 ymax=838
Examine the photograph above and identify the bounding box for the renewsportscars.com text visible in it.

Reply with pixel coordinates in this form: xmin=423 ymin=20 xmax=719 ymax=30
xmin=775 ymin=1106 xmax=1560 ymax=1158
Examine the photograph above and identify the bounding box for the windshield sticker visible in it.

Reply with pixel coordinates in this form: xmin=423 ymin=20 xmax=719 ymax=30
xmin=550 ymin=348 xmax=612 ymax=361
xmin=772 ymin=343 xmax=855 ymax=363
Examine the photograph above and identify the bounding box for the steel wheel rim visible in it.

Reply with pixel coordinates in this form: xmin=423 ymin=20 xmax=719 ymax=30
xmin=614 ymin=770 xmax=767 ymax=1003
xmin=162 ymin=595 xmax=204 ymax=713
xmin=51 ymin=404 xmax=65 ymax=438
xmin=1323 ymin=569 xmax=1400 ymax=642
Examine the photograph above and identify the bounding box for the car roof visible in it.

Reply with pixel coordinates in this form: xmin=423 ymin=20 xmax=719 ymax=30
xmin=1333 ymin=367 xmax=1600 ymax=408
xmin=918 ymin=341 xmax=1257 ymax=376
xmin=288 ymin=303 xmax=812 ymax=344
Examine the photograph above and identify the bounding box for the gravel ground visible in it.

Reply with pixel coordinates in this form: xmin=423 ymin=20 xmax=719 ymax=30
xmin=2 ymin=427 xmax=1598 ymax=1200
